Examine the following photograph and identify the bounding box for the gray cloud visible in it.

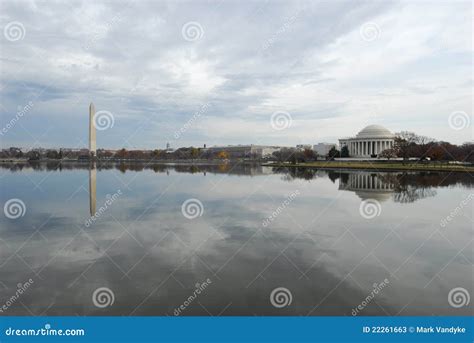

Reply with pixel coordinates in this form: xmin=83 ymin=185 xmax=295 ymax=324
xmin=0 ymin=0 xmax=471 ymax=148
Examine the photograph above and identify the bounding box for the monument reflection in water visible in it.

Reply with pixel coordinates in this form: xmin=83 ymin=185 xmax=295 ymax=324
xmin=0 ymin=162 xmax=471 ymax=316
xmin=89 ymin=163 xmax=96 ymax=216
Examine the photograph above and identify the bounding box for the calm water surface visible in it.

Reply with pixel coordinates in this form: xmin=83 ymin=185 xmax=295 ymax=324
xmin=0 ymin=163 xmax=472 ymax=316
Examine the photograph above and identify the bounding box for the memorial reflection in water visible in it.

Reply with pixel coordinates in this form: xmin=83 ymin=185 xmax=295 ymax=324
xmin=339 ymin=172 xmax=395 ymax=202
xmin=337 ymin=171 xmax=439 ymax=203
xmin=0 ymin=162 xmax=472 ymax=316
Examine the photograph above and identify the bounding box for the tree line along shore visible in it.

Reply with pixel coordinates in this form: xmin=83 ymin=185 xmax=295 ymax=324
xmin=1 ymin=131 xmax=472 ymax=170
xmin=264 ymin=160 xmax=474 ymax=173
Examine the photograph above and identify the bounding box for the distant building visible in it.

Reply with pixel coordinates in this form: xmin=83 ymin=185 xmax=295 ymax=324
xmin=8 ymin=147 xmax=22 ymax=155
xmin=339 ymin=125 xmax=395 ymax=158
xmin=203 ymin=145 xmax=281 ymax=159
xmin=313 ymin=143 xmax=337 ymax=156
xmin=61 ymin=148 xmax=87 ymax=153
xmin=59 ymin=148 xmax=89 ymax=159
xmin=165 ymin=142 xmax=175 ymax=154
xmin=296 ymin=144 xmax=312 ymax=150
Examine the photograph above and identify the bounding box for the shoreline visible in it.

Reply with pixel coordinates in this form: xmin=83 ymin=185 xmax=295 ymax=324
xmin=263 ymin=161 xmax=474 ymax=173
xmin=0 ymin=159 xmax=241 ymax=165
xmin=1 ymin=159 xmax=473 ymax=173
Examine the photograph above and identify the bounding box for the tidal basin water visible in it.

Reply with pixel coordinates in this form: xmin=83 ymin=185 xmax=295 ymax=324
xmin=0 ymin=163 xmax=472 ymax=316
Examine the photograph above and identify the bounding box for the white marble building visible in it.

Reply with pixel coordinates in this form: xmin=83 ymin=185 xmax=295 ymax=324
xmin=313 ymin=143 xmax=337 ymax=156
xmin=339 ymin=125 xmax=395 ymax=158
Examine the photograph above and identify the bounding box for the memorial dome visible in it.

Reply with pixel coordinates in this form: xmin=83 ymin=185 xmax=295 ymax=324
xmin=356 ymin=125 xmax=394 ymax=139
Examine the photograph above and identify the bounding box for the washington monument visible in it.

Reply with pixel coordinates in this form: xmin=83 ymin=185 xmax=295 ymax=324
xmin=89 ymin=102 xmax=96 ymax=156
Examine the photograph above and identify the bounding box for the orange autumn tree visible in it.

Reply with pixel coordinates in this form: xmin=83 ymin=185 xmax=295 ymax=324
xmin=217 ymin=151 xmax=229 ymax=159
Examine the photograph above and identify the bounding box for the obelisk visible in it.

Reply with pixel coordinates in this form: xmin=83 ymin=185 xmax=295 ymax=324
xmin=89 ymin=102 xmax=96 ymax=156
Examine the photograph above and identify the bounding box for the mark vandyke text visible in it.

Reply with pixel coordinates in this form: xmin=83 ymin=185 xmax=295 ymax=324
xmin=173 ymin=278 xmax=212 ymax=316
xmin=415 ymin=326 xmax=466 ymax=335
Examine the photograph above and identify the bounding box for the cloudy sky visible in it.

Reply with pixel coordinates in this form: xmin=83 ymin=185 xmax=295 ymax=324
xmin=0 ymin=0 xmax=472 ymax=149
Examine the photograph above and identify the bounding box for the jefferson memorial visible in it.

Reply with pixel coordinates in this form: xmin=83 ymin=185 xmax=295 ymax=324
xmin=339 ymin=125 xmax=395 ymax=158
